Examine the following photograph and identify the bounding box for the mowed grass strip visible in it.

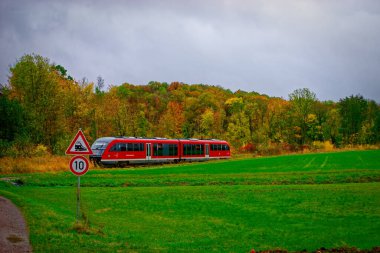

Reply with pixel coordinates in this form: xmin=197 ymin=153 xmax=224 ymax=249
xmin=8 ymin=150 xmax=380 ymax=187
xmin=1 ymin=183 xmax=379 ymax=252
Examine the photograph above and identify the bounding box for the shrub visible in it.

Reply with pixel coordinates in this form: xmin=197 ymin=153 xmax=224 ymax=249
xmin=239 ymin=143 xmax=256 ymax=153
xmin=52 ymin=135 xmax=71 ymax=155
xmin=323 ymin=140 xmax=335 ymax=151
xmin=311 ymin=141 xmax=335 ymax=152
xmin=6 ymin=136 xmax=35 ymax=157
xmin=257 ymin=142 xmax=282 ymax=156
xmin=0 ymin=139 xmax=9 ymax=157
xmin=34 ymin=144 xmax=50 ymax=157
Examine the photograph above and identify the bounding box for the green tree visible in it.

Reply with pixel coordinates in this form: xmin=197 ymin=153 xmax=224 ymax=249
xmin=322 ymin=108 xmax=342 ymax=146
xmin=0 ymin=92 xmax=26 ymax=142
xmin=9 ymin=54 xmax=64 ymax=149
xmin=338 ymin=95 xmax=368 ymax=144
xmin=289 ymin=88 xmax=318 ymax=146
xmin=359 ymin=100 xmax=380 ymax=144
xmin=54 ymin=64 xmax=67 ymax=77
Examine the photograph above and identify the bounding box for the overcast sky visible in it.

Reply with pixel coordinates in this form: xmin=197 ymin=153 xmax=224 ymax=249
xmin=1 ymin=0 xmax=380 ymax=102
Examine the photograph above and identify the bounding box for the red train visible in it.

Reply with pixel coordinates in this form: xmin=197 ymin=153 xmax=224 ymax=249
xmin=90 ymin=137 xmax=231 ymax=167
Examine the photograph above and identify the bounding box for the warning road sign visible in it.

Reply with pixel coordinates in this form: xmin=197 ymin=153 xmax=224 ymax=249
xmin=66 ymin=130 xmax=93 ymax=155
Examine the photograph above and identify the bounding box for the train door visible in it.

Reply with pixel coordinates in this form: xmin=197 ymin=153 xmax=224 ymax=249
xmin=146 ymin=143 xmax=151 ymax=160
xmin=205 ymin=144 xmax=209 ymax=158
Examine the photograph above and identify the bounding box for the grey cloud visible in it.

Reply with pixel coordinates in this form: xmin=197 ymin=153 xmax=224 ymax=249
xmin=1 ymin=0 xmax=380 ymax=102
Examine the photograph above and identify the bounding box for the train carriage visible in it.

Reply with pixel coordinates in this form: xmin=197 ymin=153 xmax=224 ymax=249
xmin=179 ymin=139 xmax=230 ymax=161
xmin=90 ymin=137 xmax=230 ymax=167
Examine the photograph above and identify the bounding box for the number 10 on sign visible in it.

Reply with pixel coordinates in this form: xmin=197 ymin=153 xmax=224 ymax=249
xmin=70 ymin=156 xmax=89 ymax=176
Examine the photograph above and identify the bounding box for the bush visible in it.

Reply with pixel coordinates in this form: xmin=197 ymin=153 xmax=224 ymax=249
xmin=311 ymin=141 xmax=335 ymax=152
xmin=323 ymin=140 xmax=335 ymax=151
xmin=6 ymin=136 xmax=35 ymax=157
xmin=34 ymin=144 xmax=50 ymax=157
xmin=239 ymin=143 xmax=256 ymax=153
xmin=52 ymin=135 xmax=71 ymax=155
xmin=0 ymin=139 xmax=9 ymax=157
xmin=257 ymin=142 xmax=282 ymax=156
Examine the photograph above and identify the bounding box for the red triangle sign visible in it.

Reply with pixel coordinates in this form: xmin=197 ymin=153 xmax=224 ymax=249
xmin=66 ymin=130 xmax=93 ymax=155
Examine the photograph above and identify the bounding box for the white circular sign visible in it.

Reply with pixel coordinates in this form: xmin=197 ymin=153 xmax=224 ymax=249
xmin=69 ymin=156 xmax=89 ymax=176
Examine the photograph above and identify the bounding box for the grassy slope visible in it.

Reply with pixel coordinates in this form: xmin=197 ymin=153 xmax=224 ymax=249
xmin=1 ymin=150 xmax=380 ymax=252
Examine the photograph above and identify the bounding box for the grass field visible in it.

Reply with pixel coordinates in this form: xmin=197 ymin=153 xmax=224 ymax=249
xmin=1 ymin=150 xmax=380 ymax=252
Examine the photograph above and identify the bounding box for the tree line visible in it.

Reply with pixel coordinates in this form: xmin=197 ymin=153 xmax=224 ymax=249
xmin=1 ymin=54 xmax=379 ymax=157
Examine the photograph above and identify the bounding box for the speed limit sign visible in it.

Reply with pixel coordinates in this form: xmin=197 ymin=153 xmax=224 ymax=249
xmin=69 ymin=156 xmax=89 ymax=176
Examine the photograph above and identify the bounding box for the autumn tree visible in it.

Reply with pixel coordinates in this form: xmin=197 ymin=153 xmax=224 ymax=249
xmin=158 ymin=101 xmax=185 ymax=138
xmin=200 ymin=108 xmax=215 ymax=138
xmin=244 ymin=95 xmax=269 ymax=145
xmin=266 ymin=98 xmax=290 ymax=144
xmin=225 ymin=97 xmax=250 ymax=149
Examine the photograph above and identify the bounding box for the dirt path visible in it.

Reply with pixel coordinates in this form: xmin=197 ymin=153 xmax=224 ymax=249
xmin=0 ymin=196 xmax=32 ymax=253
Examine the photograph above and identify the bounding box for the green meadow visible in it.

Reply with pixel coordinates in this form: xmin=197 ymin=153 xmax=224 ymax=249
xmin=1 ymin=150 xmax=380 ymax=252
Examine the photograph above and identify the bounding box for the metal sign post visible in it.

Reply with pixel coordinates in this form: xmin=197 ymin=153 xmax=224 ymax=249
xmin=77 ymin=176 xmax=80 ymax=222
xmin=69 ymin=155 xmax=89 ymax=223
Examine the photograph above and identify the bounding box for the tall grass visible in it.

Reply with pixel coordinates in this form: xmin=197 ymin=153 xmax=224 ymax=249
xmin=0 ymin=156 xmax=70 ymax=174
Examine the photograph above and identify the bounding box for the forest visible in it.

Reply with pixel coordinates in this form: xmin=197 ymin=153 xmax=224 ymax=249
xmin=1 ymin=54 xmax=380 ymax=157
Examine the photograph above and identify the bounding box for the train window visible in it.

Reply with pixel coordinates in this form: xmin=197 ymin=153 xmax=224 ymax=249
xmin=169 ymin=144 xmax=178 ymax=156
xmin=124 ymin=143 xmax=144 ymax=151
xmin=153 ymin=143 xmax=162 ymax=156
xmin=110 ymin=144 xmax=117 ymax=152
xmin=211 ymin=144 xmax=227 ymax=151
xmin=135 ymin=143 xmax=143 ymax=151
xmin=153 ymin=143 xmax=178 ymax=156
xmin=195 ymin=144 xmax=203 ymax=155
xmin=184 ymin=144 xmax=194 ymax=155
xmin=120 ymin=144 xmax=127 ymax=151
xmin=163 ymin=144 xmax=169 ymax=156
xmin=138 ymin=143 xmax=143 ymax=151
xmin=110 ymin=143 xmax=126 ymax=152
xmin=183 ymin=144 xmax=189 ymax=155
xmin=183 ymin=144 xmax=204 ymax=155
xmin=110 ymin=143 xmax=144 ymax=152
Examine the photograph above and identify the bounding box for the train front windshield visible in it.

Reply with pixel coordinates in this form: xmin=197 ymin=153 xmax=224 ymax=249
xmin=91 ymin=138 xmax=113 ymax=156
